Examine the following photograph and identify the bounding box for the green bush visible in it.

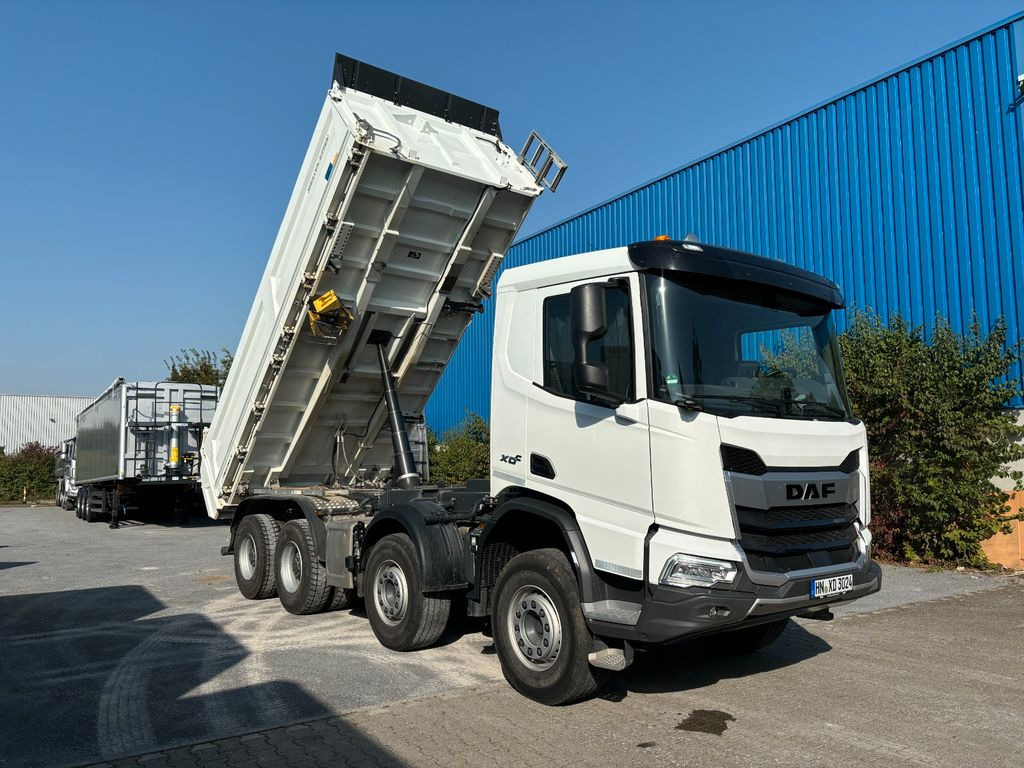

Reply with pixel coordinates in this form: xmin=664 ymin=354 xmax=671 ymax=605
xmin=0 ymin=442 xmax=60 ymax=503
xmin=428 ymin=414 xmax=490 ymax=486
xmin=840 ymin=311 xmax=1024 ymax=565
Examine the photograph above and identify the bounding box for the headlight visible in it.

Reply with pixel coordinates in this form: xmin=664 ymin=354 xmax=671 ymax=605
xmin=660 ymin=554 xmax=738 ymax=588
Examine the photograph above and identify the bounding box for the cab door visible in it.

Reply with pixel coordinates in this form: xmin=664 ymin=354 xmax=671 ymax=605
xmin=525 ymin=274 xmax=653 ymax=581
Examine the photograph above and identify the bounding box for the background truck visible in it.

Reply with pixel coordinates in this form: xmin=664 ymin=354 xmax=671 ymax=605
xmin=203 ymin=54 xmax=880 ymax=705
xmin=54 ymin=436 xmax=77 ymax=510
xmin=75 ymin=378 xmax=219 ymax=524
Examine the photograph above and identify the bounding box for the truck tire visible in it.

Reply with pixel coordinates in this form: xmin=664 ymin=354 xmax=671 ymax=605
xmin=492 ymin=548 xmax=609 ymax=705
xmin=84 ymin=488 xmax=102 ymax=523
xmin=365 ymin=532 xmax=450 ymax=651
xmin=718 ymin=618 xmax=789 ymax=654
xmin=275 ymin=519 xmax=332 ymax=615
xmin=234 ymin=513 xmax=281 ymax=599
xmin=328 ymin=587 xmax=356 ymax=611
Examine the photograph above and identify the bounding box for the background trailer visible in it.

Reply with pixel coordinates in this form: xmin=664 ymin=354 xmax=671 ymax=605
xmin=75 ymin=379 xmax=220 ymax=523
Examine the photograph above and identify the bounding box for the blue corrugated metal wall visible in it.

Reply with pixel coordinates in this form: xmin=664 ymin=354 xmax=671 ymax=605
xmin=427 ymin=14 xmax=1024 ymax=433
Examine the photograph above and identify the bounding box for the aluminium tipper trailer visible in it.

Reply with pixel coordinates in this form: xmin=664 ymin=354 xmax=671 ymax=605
xmin=76 ymin=378 xmax=220 ymax=523
xmin=206 ymin=55 xmax=880 ymax=706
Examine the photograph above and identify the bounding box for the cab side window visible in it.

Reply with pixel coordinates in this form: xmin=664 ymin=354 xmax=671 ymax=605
xmin=542 ymin=283 xmax=634 ymax=404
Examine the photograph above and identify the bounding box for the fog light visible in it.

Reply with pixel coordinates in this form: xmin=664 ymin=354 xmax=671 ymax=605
xmin=660 ymin=554 xmax=738 ymax=588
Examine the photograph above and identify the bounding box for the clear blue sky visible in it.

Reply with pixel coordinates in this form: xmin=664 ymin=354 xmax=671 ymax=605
xmin=2 ymin=0 xmax=1022 ymax=396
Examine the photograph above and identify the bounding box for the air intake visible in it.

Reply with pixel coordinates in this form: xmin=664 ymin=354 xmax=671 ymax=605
xmin=720 ymin=445 xmax=767 ymax=476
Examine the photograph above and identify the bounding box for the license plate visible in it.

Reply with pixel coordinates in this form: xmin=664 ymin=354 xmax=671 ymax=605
xmin=810 ymin=574 xmax=853 ymax=598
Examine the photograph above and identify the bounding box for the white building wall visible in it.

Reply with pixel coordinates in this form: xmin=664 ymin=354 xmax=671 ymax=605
xmin=0 ymin=394 xmax=92 ymax=451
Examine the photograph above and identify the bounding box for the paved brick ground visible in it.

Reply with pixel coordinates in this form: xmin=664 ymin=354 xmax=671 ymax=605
xmin=88 ymin=581 xmax=1024 ymax=768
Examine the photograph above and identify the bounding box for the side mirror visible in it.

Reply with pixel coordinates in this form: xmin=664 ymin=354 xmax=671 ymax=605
xmin=570 ymin=283 xmax=624 ymax=407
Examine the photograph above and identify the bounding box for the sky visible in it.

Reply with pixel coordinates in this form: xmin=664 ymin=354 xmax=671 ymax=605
xmin=1 ymin=0 xmax=1022 ymax=397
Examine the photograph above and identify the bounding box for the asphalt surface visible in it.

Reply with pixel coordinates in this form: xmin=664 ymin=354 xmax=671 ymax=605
xmin=0 ymin=505 xmax=1020 ymax=768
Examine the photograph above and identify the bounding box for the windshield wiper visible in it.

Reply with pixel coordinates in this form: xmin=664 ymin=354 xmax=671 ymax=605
xmin=793 ymin=401 xmax=849 ymax=419
xmin=674 ymin=394 xmax=781 ymax=415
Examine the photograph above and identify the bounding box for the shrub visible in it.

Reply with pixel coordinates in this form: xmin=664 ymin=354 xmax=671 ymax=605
xmin=166 ymin=348 xmax=233 ymax=387
xmin=840 ymin=311 xmax=1024 ymax=565
xmin=429 ymin=414 xmax=490 ymax=486
xmin=0 ymin=442 xmax=60 ymax=503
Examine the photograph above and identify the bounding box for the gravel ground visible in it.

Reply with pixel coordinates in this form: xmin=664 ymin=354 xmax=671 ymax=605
xmin=0 ymin=505 xmax=1019 ymax=768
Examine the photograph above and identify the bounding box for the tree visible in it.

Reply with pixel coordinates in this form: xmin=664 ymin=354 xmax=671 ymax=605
xmin=0 ymin=442 xmax=60 ymax=503
xmin=428 ymin=414 xmax=490 ymax=486
xmin=840 ymin=311 xmax=1024 ymax=564
xmin=165 ymin=348 xmax=233 ymax=387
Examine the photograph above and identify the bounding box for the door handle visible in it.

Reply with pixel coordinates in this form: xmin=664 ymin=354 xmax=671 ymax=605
xmin=614 ymin=401 xmax=643 ymax=424
xmin=530 ymin=453 xmax=556 ymax=479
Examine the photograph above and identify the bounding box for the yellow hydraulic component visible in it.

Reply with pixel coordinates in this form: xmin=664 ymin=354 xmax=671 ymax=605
xmin=312 ymin=290 xmax=342 ymax=314
xmin=307 ymin=290 xmax=353 ymax=339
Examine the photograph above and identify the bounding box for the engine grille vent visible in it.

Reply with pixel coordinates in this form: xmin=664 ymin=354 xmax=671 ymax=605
xmin=720 ymin=445 xmax=767 ymax=475
xmin=837 ymin=450 xmax=860 ymax=474
xmin=722 ymin=446 xmax=860 ymax=475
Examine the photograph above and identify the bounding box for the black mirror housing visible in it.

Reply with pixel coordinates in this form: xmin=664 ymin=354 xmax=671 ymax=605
xmin=569 ymin=283 xmax=624 ymax=407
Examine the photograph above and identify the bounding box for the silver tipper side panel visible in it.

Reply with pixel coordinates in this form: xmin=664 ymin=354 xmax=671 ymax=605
xmin=75 ymin=381 xmax=220 ymax=485
xmin=201 ymin=82 xmax=543 ymax=517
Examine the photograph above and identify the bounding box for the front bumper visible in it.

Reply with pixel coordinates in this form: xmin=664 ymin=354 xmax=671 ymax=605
xmin=589 ymin=557 xmax=881 ymax=645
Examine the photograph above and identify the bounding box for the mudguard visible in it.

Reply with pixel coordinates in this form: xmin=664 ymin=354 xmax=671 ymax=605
xmin=362 ymin=499 xmax=468 ymax=592
xmin=473 ymin=494 xmax=600 ymax=605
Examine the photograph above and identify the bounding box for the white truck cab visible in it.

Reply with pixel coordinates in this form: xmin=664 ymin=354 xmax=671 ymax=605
xmin=205 ymin=55 xmax=879 ymax=706
xmin=488 ymin=239 xmax=879 ymax=661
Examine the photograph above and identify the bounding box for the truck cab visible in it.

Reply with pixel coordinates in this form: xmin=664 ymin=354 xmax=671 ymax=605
xmin=487 ymin=238 xmax=880 ymax=659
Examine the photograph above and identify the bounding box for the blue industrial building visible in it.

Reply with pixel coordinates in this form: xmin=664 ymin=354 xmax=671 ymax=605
xmin=427 ymin=13 xmax=1024 ymax=433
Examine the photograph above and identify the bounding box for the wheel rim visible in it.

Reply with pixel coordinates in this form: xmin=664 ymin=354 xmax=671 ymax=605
xmin=279 ymin=541 xmax=302 ymax=593
xmin=238 ymin=534 xmax=258 ymax=580
xmin=506 ymin=585 xmax=562 ymax=669
xmin=374 ymin=560 xmax=408 ymax=626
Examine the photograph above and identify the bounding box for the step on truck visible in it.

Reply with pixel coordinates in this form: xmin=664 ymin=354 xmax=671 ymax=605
xmin=202 ymin=54 xmax=881 ymax=705
xmin=75 ymin=378 xmax=220 ymax=525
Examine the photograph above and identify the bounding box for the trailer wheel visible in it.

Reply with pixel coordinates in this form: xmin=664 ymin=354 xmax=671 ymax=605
xmin=275 ymin=519 xmax=332 ymax=615
xmin=365 ymin=533 xmax=450 ymax=651
xmin=718 ymin=618 xmax=789 ymax=654
xmin=234 ymin=513 xmax=281 ymax=599
xmin=493 ymin=548 xmax=609 ymax=705
xmin=83 ymin=488 xmax=102 ymax=523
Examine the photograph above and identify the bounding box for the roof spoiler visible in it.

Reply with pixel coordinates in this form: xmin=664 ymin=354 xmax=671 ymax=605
xmin=331 ymin=53 xmax=502 ymax=138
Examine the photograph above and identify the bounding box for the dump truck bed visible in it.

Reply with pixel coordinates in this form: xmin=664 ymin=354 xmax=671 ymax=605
xmin=201 ymin=57 xmax=546 ymax=517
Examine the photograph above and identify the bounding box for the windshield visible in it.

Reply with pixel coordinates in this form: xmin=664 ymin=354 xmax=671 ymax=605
xmin=644 ymin=271 xmax=852 ymax=420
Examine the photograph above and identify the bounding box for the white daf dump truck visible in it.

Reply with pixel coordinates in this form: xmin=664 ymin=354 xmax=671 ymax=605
xmin=202 ymin=54 xmax=881 ymax=705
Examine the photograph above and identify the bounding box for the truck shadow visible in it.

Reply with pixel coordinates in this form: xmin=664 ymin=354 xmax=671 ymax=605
xmin=0 ymin=585 xmax=408 ymax=768
xmin=600 ymin=621 xmax=831 ymax=701
xmin=84 ymin=509 xmax=228 ymax=529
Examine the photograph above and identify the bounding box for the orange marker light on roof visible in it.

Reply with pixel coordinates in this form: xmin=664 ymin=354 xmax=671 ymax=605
xmin=654 ymin=234 xmax=671 ymax=241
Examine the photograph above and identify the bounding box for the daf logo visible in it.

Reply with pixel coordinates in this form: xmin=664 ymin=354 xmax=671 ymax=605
xmin=786 ymin=482 xmax=836 ymax=500
xmin=500 ymin=453 xmax=523 ymax=465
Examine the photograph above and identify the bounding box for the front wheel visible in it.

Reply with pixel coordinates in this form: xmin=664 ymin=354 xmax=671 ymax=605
xmin=364 ymin=533 xmax=450 ymax=650
xmin=492 ymin=548 xmax=608 ymax=705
